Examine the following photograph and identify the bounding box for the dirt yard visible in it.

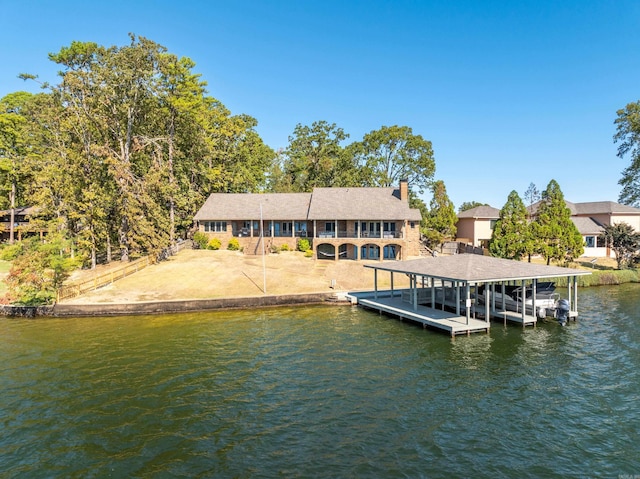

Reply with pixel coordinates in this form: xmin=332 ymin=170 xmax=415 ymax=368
xmin=62 ymin=249 xmax=410 ymax=304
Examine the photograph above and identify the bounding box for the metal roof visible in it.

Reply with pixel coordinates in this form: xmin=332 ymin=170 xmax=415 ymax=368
xmin=365 ymin=254 xmax=591 ymax=284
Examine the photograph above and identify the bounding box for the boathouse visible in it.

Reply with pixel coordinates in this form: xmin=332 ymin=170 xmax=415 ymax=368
xmin=348 ymin=254 xmax=591 ymax=337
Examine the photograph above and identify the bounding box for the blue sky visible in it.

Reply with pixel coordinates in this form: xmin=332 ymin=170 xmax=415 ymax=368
xmin=1 ymin=0 xmax=639 ymax=209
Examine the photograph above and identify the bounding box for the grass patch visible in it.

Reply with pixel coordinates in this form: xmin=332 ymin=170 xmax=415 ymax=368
xmin=0 ymin=260 xmax=11 ymax=273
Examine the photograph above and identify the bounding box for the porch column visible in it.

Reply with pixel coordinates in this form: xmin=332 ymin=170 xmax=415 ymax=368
xmin=573 ymin=276 xmax=578 ymax=313
xmin=313 ymin=220 xmax=317 ymax=238
xmin=455 ymin=281 xmax=460 ymax=315
xmin=413 ymin=274 xmax=418 ymax=311
xmin=430 ymin=277 xmax=435 ymax=308
xmin=334 ymin=220 xmax=338 ymax=238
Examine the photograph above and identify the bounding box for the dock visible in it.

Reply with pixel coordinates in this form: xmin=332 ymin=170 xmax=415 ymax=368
xmin=348 ymin=291 xmax=490 ymax=337
xmin=350 ymin=255 xmax=591 ymax=337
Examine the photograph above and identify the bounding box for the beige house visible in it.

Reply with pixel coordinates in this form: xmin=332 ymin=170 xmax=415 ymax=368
xmin=455 ymin=200 xmax=640 ymax=258
xmin=455 ymin=205 xmax=501 ymax=249
xmin=194 ymin=180 xmax=423 ymax=260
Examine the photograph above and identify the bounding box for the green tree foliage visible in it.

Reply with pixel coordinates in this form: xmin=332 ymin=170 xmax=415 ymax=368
xmin=422 ymin=180 xmax=457 ymax=247
xmin=351 ymin=125 xmax=435 ymax=193
xmin=614 ymin=101 xmax=640 ymax=206
xmin=489 ymin=191 xmax=530 ymax=260
xmin=271 ymin=121 xmax=357 ymax=192
xmin=16 ymin=34 xmax=273 ymax=268
xmin=458 ymin=201 xmax=487 ymax=213
xmin=4 ymin=235 xmax=81 ymax=305
xmin=0 ymin=92 xmax=36 ymax=243
xmin=532 ymin=180 xmax=584 ymax=265
xmin=599 ymin=222 xmax=640 ymax=269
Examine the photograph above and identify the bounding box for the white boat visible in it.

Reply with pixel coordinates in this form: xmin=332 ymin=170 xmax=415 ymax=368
xmin=477 ymin=282 xmax=560 ymax=319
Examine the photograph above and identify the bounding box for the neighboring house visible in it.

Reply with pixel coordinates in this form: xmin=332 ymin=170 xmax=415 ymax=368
xmin=194 ymin=180 xmax=423 ymax=261
xmin=0 ymin=206 xmax=42 ymax=242
xmin=455 ymin=200 xmax=640 ymax=259
xmin=455 ymin=205 xmax=500 ymax=249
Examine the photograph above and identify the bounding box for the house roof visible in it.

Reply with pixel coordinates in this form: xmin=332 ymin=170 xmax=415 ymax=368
xmin=571 ymin=216 xmax=604 ymax=235
xmin=194 ymin=193 xmax=312 ymax=221
xmin=365 ymin=254 xmax=590 ymax=283
xmin=307 ymin=187 xmax=422 ymax=221
xmin=528 ymin=200 xmax=640 ymax=216
xmin=457 ymin=205 xmax=500 ymax=219
xmin=194 ymin=187 xmax=422 ymax=222
xmin=572 ymin=201 xmax=640 ymax=215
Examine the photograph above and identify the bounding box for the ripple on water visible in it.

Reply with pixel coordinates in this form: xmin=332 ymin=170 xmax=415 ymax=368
xmin=0 ymin=293 xmax=639 ymax=478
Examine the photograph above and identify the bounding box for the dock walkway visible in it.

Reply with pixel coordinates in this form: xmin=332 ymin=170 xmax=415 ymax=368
xmin=349 ymin=292 xmax=490 ymax=337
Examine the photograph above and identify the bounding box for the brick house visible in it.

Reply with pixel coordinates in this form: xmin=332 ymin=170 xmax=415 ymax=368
xmin=194 ymin=180 xmax=423 ymax=260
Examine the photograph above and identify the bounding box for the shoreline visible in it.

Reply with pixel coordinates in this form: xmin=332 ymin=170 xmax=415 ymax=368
xmin=1 ymin=291 xmax=353 ymax=318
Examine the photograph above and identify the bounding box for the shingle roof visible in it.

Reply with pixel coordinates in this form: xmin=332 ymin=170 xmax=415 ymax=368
xmin=529 ymin=200 xmax=640 ymax=216
xmin=457 ymin=205 xmax=500 ymax=219
xmin=572 ymin=201 xmax=640 ymax=215
xmin=194 ymin=193 xmax=312 ymax=221
xmin=307 ymin=187 xmax=422 ymax=220
xmin=194 ymin=187 xmax=422 ymax=222
xmin=571 ymin=216 xmax=604 ymax=235
xmin=365 ymin=254 xmax=590 ymax=283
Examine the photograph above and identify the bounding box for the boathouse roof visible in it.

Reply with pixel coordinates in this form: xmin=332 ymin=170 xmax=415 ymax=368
xmin=365 ymin=254 xmax=591 ymax=284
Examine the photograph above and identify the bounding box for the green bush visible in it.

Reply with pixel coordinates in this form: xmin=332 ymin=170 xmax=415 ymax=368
xmin=0 ymin=243 xmax=23 ymax=261
xmin=207 ymin=238 xmax=221 ymax=250
xmin=304 ymin=249 xmax=314 ymax=258
xmin=193 ymin=231 xmax=209 ymax=250
xmin=280 ymin=243 xmax=290 ymax=251
xmin=297 ymin=238 xmax=310 ymax=252
xmin=228 ymin=238 xmax=240 ymax=251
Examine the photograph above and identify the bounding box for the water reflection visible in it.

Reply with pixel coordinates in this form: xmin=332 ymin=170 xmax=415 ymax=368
xmin=1 ymin=288 xmax=639 ymax=478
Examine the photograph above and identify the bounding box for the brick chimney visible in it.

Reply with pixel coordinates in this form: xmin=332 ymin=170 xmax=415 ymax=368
xmin=399 ymin=179 xmax=408 ymax=201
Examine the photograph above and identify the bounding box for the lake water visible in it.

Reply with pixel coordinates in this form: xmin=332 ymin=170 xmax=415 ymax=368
xmin=1 ymin=285 xmax=639 ymax=478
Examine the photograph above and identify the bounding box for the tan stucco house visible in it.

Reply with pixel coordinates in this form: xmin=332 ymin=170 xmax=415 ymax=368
xmin=194 ymin=180 xmax=423 ymax=260
xmin=455 ymin=200 xmax=640 ymax=259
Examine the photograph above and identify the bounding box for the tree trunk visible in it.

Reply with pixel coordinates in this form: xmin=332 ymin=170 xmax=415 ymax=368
xmin=9 ymin=182 xmax=15 ymax=244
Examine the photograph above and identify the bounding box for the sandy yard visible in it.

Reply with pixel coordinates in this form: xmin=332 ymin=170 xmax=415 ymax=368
xmin=62 ymin=249 xmax=410 ymax=304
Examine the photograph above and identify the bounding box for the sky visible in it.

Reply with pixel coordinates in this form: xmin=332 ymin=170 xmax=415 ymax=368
xmin=1 ymin=0 xmax=639 ymax=209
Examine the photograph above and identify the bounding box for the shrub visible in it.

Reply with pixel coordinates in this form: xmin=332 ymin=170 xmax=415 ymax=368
xmin=193 ymin=231 xmax=209 ymax=250
xmin=228 ymin=238 xmax=240 ymax=251
xmin=207 ymin=238 xmax=221 ymax=250
xmin=280 ymin=243 xmax=290 ymax=251
xmin=0 ymin=243 xmax=23 ymax=261
xmin=304 ymin=249 xmax=314 ymax=258
xmin=297 ymin=238 xmax=310 ymax=252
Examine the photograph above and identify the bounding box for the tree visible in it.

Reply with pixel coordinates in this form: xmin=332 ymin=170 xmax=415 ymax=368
xmin=599 ymin=223 xmax=640 ymax=269
xmin=489 ymin=191 xmax=530 ymax=260
xmin=273 ymin=120 xmax=353 ymax=192
xmin=351 ymin=125 xmax=435 ymax=193
xmin=614 ymin=101 xmax=640 ymax=206
xmin=4 ymin=234 xmax=81 ymax=305
xmin=422 ymin=180 xmax=457 ymax=248
xmin=532 ymin=179 xmax=584 ymax=265
xmin=458 ymin=201 xmax=487 ymax=213
xmin=523 ymin=182 xmax=540 ymax=218
xmin=0 ymin=92 xmax=36 ymax=243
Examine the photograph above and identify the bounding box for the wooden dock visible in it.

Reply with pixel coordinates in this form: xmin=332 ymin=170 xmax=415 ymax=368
xmin=349 ymin=292 xmax=490 ymax=337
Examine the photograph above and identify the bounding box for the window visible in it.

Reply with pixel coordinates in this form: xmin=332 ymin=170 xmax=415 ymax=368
xmin=490 ymin=220 xmax=497 ymax=230
xmin=384 ymin=222 xmax=396 ymax=232
xmin=204 ymin=221 xmax=227 ymax=232
xmin=585 ymin=236 xmax=595 ymax=248
xmin=597 ymin=235 xmax=606 ymax=247
xmin=325 ymin=222 xmax=335 ymax=232
xmin=282 ymin=222 xmax=292 ymax=233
